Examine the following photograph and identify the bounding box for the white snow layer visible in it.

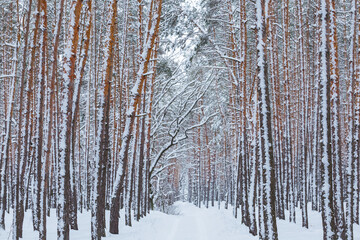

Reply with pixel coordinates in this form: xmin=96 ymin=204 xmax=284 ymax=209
xmin=1 ymin=202 xmax=360 ymax=239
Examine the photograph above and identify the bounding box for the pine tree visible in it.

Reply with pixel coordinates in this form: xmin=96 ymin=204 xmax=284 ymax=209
xmin=318 ymin=0 xmax=337 ymax=238
xmin=255 ymin=0 xmax=278 ymax=239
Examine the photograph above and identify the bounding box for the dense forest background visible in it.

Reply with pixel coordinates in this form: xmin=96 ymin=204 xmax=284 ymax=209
xmin=0 ymin=0 xmax=359 ymax=239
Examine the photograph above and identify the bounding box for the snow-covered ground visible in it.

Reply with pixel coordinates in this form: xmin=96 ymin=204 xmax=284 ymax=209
xmin=1 ymin=202 xmax=359 ymax=239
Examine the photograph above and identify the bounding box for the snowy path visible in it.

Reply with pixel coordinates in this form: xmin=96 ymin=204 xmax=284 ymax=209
xmin=115 ymin=202 xmax=256 ymax=240
xmin=1 ymin=202 xmax=360 ymax=239
xmin=167 ymin=204 xmax=208 ymax=240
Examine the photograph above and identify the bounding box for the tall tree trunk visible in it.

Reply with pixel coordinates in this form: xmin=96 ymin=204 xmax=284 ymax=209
xmin=13 ymin=0 xmax=33 ymax=238
xmin=255 ymin=0 xmax=278 ymax=239
xmin=57 ymin=1 xmax=83 ymax=239
xmin=92 ymin=0 xmax=117 ymax=238
xmin=319 ymin=0 xmax=337 ymax=238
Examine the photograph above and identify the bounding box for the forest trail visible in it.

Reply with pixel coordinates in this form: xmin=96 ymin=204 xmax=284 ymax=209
xmin=167 ymin=203 xmax=208 ymax=240
xmin=116 ymin=201 xmax=257 ymax=240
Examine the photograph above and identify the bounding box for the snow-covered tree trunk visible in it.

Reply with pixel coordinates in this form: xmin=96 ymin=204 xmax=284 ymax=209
xmin=267 ymin=0 xmax=284 ymax=221
xmin=57 ymin=1 xmax=83 ymax=239
xmin=345 ymin=1 xmax=357 ymax=239
xmin=255 ymin=0 xmax=278 ymax=239
xmin=282 ymin=0 xmax=296 ymax=223
xmin=13 ymin=0 xmax=33 ymax=238
xmin=33 ymin=1 xmax=48 ymax=238
xmin=327 ymin=0 xmax=345 ymax=238
xmin=238 ymin=0 xmax=250 ymax=226
xmin=144 ymin=45 xmax=157 ymax=215
xmin=125 ymin=111 xmax=139 ymax=226
xmin=91 ymin=0 xmax=117 ymax=238
xmin=352 ymin=0 xmax=360 ymax=225
xmin=318 ymin=0 xmax=337 ymax=238
xmin=296 ymin=0 xmax=309 ymax=229
xmin=136 ymin=86 xmax=147 ymax=221
xmin=248 ymin=88 xmax=259 ymax=236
